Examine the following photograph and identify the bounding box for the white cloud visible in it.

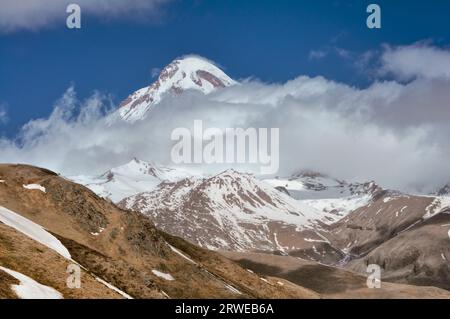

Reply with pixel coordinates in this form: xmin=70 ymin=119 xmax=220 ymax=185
xmin=0 ymin=0 xmax=170 ymax=32
xmin=1 ymin=45 xmax=450 ymax=193
xmin=380 ymin=43 xmax=450 ymax=80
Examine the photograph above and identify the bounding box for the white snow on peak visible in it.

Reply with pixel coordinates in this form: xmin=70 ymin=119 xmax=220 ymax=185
xmin=0 ymin=266 xmax=63 ymax=299
xmin=69 ymin=158 xmax=195 ymax=202
xmin=158 ymin=56 xmax=236 ymax=94
xmin=117 ymin=56 xmax=236 ymax=122
xmin=0 ymin=206 xmax=71 ymax=259
xmin=114 ymin=158 xmax=193 ymax=181
xmin=23 ymin=184 xmax=46 ymax=193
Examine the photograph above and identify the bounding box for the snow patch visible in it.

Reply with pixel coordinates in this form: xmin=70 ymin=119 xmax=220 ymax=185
xmin=263 ymin=178 xmax=306 ymax=191
xmin=223 ymin=283 xmax=242 ymax=295
xmin=90 ymin=227 xmax=105 ymax=236
xmin=95 ymin=276 xmax=133 ymax=299
xmin=168 ymin=244 xmax=197 ymax=264
xmin=0 ymin=206 xmax=71 ymax=259
xmin=23 ymin=184 xmax=46 ymax=193
xmin=152 ymin=270 xmax=175 ymax=281
xmin=300 ymin=195 xmax=371 ymax=223
xmin=0 ymin=266 xmax=62 ymax=299
xmin=161 ymin=290 xmax=170 ymax=298
xmin=304 ymin=237 xmax=328 ymax=243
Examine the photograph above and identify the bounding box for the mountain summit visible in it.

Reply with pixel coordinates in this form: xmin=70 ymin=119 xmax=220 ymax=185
xmin=118 ymin=56 xmax=236 ymax=122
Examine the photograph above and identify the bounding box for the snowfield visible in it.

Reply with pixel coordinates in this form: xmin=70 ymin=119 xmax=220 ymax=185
xmin=299 ymin=195 xmax=372 ymax=223
xmin=0 ymin=206 xmax=71 ymax=259
xmin=0 ymin=266 xmax=63 ymax=299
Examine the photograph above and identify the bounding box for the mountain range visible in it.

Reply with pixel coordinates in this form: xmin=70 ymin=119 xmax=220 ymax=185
xmin=2 ymin=164 xmax=449 ymax=299
xmin=1 ymin=56 xmax=449 ymax=299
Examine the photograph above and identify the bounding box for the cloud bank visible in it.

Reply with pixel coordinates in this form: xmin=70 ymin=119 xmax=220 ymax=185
xmin=0 ymin=0 xmax=170 ymax=32
xmin=1 ymin=43 xmax=450 ymax=193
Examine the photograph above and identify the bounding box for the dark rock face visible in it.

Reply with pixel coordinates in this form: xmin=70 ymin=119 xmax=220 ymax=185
xmin=275 ymin=186 xmax=291 ymax=196
xmin=196 ymin=70 xmax=227 ymax=88
xmin=437 ymin=184 xmax=450 ymax=196
xmin=45 ymin=179 xmax=109 ymax=234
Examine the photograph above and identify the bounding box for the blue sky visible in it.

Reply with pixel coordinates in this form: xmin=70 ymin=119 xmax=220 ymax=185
xmin=1 ymin=0 xmax=450 ymax=137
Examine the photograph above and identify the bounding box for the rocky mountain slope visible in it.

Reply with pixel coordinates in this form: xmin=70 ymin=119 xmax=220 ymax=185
xmin=221 ymin=251 xmax=450 ymax=299
xmin=324 ymin=193 xmax=450 ymax=290
xmin=119 ymin=169 xmax=346 ymax=252
xmin=0 ymin=164 xmax=319 ymax=299
xmin=1 ymin=164 xmax=448 ymax=298
xmin=116 ymin=166 xmax=450 ymax=292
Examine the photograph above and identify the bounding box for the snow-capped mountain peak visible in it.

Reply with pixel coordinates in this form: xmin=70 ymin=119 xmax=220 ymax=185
xmin=105 ymin=157 xmax=190 ymax=182
xmin=118 ymin=56 xmax=236 ymax=122
xmin=69 ymin=158 xmax=193 ymax=202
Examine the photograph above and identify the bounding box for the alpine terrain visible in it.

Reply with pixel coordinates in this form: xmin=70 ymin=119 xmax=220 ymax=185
xmin=2 ymin=56 xmax=449 ymax=299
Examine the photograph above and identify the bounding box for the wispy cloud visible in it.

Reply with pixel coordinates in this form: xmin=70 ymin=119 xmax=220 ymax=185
xmin=308 ymin=47 xmax=353 ymax=61
xmin=0 ymin=0 xmax=171 ymax=33
xmin=335 ymin=47 xmax=351 ymax=59
xmin=151 ymin=67 xmax=161 ymax=78
xmin=0 ymin=104 xmax=8 ymax=125
xmin=309 ymin=50 xmax=328 ymax=60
